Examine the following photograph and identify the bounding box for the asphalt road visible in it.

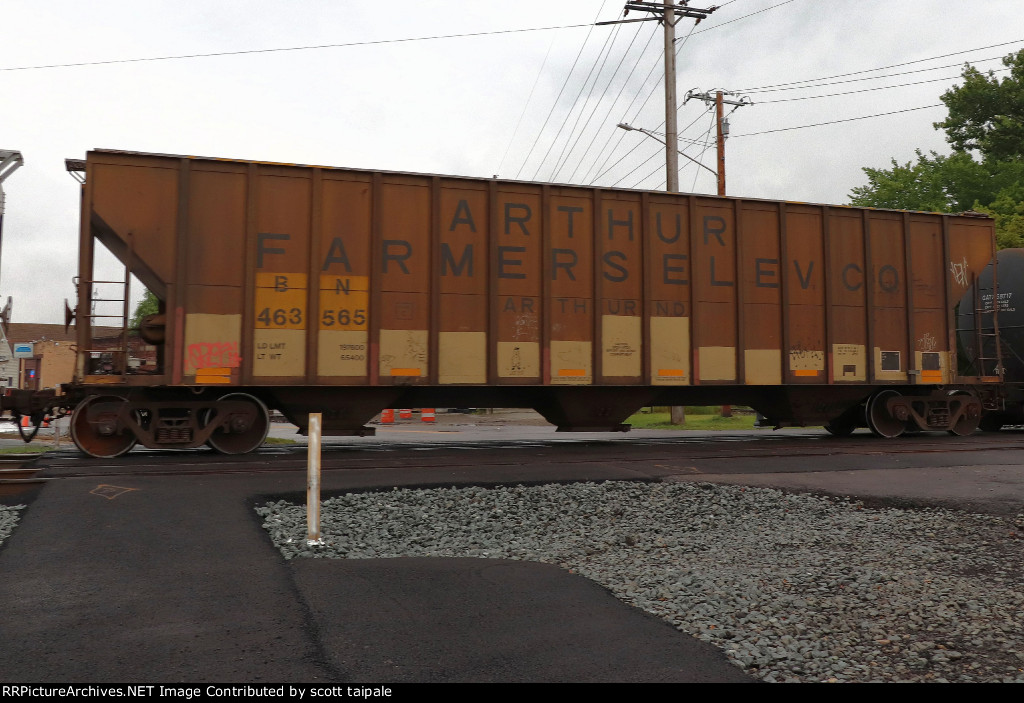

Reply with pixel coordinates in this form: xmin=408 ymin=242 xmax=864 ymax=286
xmin=22 ymin=410 xmax=1024 ymax=514
xmin=1 ymin=415 xmax=1022 ymax=683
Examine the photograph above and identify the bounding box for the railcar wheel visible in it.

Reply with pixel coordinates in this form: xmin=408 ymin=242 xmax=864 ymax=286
xmin=978 ymin=416 xmax=1004 ymax=432
xmin=823 ymin=421 xmax=855 ymax=437
xmin=205 ymin=393 xmax=270 ymax=455
xmin=948 ymin=391 xmax=981 ymax=437
xmin=865 ymin=390 xmax=905 ymax=438
xmin=71 ymin=395 xmax=137 ymax=458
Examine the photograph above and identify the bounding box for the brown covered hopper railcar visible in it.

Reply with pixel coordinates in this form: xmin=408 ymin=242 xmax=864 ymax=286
xmin=55 ymin=149 xmax=998 ymax=457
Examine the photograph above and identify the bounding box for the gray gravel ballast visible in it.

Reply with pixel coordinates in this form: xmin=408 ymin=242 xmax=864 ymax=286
xmin=0 ymin=505 xmax=24 ymax=547
xmin=256 ymin=481 xmax=1024 ymax=683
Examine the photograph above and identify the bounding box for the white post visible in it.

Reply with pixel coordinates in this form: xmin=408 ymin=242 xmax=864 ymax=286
xmin=307 ymin=412 xmax=322 ymax=544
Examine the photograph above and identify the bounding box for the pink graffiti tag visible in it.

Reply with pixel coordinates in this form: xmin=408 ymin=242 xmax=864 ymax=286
xmin=188 ymin=342 xmax=241 ymax=369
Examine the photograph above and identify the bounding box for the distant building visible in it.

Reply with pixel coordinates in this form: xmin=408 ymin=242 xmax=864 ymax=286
xmin=4 ymin=323 xmax=157 ymax=390
xmin=0 ymin=322 xmax=17 ymax=388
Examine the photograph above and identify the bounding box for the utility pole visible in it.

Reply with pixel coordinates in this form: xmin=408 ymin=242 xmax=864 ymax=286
xmin=716 ymin=92 xmax=725 ymax=195
xmin=601 ymin=3 xmax=718 ymax=427
xmin=685 ymin=91 xmax=750 ymax=418
xmin=684 ymin=90 xmax=751 ymax=195
xmin=663 ymin=5 xmax=679 ymax=192
xmin=600 ymin=3 xmax=717 ymax=192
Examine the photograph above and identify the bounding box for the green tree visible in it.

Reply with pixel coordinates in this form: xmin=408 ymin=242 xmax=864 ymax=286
xmin=934 ymin=49 xmax=1024 ymax=162
xmin=850 ymin=151 xmax=1024 ymax=213
xmin=850 ymin=49 xmax=1024 ymax=248
xmin=130 ymin=290 xmax=159 ymax=329
xmin=849 ymin=150 xmax=990 ymax=212
xmin=978 ymin=186 xmax=1024 ymax=250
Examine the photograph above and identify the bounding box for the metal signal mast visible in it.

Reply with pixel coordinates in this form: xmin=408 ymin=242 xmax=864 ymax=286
xmin=0 ymin=150 xmax=24 ymax=326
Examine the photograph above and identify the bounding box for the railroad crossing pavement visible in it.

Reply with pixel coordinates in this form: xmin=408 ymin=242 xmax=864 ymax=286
xmin=3 ymin=415 xmax=1023 ymax=682
xmin=7 ymin=410 xmax=1024 ymax=517
xmin=0 ymin=453 xmax=752 ymax=683
xmin=263 ymin=413 xmax=1024 ymax=516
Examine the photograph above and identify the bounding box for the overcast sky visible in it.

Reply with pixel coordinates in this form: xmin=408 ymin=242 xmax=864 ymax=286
xmin=2 ymin=0 xmax=1020 ymax=324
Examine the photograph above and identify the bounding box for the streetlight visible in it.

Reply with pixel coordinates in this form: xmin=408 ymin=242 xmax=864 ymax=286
xmin=616 ymin=122 xmax=718 ymax=182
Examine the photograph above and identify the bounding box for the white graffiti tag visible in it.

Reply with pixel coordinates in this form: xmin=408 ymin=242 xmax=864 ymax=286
xmin=917 ymin=332 xmax=937 ymax=352
xmin=950 ymin=257 xmax=969 ymax=288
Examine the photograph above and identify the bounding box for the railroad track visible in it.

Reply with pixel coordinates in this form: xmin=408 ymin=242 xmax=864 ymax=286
xmin=26 ymin=429 xmax=1024 ymax=482
xmin=0 ymin=454 xmax=49 ymax=497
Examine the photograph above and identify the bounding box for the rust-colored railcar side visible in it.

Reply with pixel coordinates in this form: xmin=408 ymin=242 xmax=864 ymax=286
xmin=58 ymin=150 xmax=997 ymax=456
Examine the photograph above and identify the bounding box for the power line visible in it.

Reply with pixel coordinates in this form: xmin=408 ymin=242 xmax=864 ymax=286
xmin=553 ymin=21 xmax=648 ymax=182
xmin=585 ymin=19 xmax=701 ymax=185
xmin=756 ymin=68 xmax=1011 ymax=104
xmin=692 ymin=0 xmax=800 ymax=36
xmin=732 ymin=104 xmax=944 ymax=137
xmin=614 ymin=105 xmax=716 ymax=189
xmin=539 ymin=0 xmax=779 ymax=187
xmin=0 ymin=23 xmax=596 ymax=72
xmin=744 ymin=55 xmax=1010 ymax=95
xmin=532 ymin=20 xmax=622 ymax=180
xmin=580 ymin=38 xmax=675 ymax=184
xmin=564 ymin=23 xmax=660 ymax=183
xmin=514 ymin=6 xmax=612 ymax=179
xmin=497 ymin=36 xmax=558 ymax=177
xmin=733 ymin=38 xmax=1024 ymax=93
xmin=689 ymin=110 xmax=719 ymax=192
xmin=626 ymin=111 xmax=715 ymax=191
xmin=0 ymin=0 xmax=795 ymax=76
xmin=590 ymin=137 xmax=657 ymax=185
xmin=591 ymin=106 xmax=711 ymax=185
xmin=517 ymin=0 xmax=795 ymax=185
xmin=618 ymin=123 xmax=726 ymax=145
xmin=610 ymin=142 xmax=665 ymax=188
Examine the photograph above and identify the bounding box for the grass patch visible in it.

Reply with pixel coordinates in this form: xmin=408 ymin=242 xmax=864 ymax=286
xmin=0 ymin=445 xmax=54 ymax=454
xmin=263 ymin=436 xmax=298 ymax=445
xmin=627 ymin=410 xmax=760 ymax=431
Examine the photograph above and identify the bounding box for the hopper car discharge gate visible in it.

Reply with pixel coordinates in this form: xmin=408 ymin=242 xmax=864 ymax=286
xmin=0 ymin=150 xmax=1006 ymax=457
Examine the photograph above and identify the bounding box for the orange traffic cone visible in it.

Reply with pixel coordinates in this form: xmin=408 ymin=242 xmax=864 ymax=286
xmin=399 ymin=409 xmax=412 ymax=419
xmin=20 ymin=415 xmax=28 ymax=428
xmin=380 ymin=409 xmax=394 ymax=424
xmin=42 ymin=415 xmax=50 ymax=428
xmin=421 ymin=408 xmax=435 ymax=423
